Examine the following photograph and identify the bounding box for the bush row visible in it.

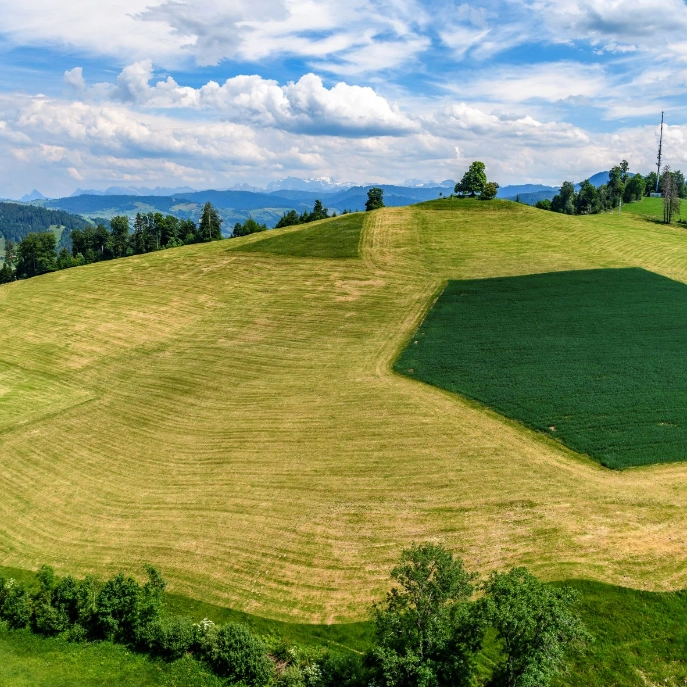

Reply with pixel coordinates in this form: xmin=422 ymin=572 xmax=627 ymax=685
xmin=0 ymin=544 xmax=589 ymax=687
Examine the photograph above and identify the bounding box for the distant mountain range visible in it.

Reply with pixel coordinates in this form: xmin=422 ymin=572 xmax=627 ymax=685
xmin=11 ymin=171 xmax=633 ymax=231
xmin=35 ymin=184 xmax=457 ymax=232
xmin=497 ymin=172 xmax=624 ymax=205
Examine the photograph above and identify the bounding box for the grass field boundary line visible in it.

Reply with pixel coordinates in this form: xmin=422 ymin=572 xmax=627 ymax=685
xmin=391 ymin=365 xmax=603 ymax=474
xmin=386 ymin=279 xmax=448 ymax=376
xmin=0 ymin=391 xmax=99 ymax=439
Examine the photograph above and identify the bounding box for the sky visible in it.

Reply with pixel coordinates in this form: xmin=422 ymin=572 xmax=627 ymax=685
xmin=0 ymin=0 xmax=686 ymax=197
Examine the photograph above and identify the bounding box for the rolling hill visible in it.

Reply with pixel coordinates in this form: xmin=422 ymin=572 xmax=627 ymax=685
xmin=2 ymin=197 xmax=687 ymax=628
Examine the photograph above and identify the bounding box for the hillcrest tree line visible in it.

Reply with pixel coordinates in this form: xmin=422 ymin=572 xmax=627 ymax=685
xmin=0 ymin=543 xmax=587 ymax=687
xmin=0 ymin=194 xmax=383 ymax=285
xmin=534 ymin=160 xmax=685 ymax=221
xmin=274 ymin=188 xmax=383 ymax=230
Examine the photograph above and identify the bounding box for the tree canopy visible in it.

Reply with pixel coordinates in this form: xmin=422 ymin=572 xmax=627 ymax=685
xmin=479 ymin=568 xmax=590 ymax=687
xmin=365 ymin=187 xmax=385 ymax=211
xmin=372 ymin=542 xmax=481 ymax=687
xmin=455 ymin=162 xmax=487 ymax=197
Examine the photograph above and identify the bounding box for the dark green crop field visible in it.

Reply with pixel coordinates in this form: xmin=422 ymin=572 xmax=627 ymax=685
xmin=395 ymin=268 xmax=687 ymax=469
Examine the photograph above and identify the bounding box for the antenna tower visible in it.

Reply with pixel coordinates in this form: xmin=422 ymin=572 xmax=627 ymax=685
xmin=656 ymin=111 xmax=664 ymax=192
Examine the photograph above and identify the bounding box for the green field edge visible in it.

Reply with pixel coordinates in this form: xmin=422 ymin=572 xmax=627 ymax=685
xmin=388 ymin=280 xmax=607 ymax=473
xmin=391 ymin=271 xmax=687 ymax=473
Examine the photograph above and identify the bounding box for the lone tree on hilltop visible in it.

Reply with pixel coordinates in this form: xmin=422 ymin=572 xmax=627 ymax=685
xmin=366 ymin=187 xmax=385 ymax=211
xmin=455 ymin=161 xmax=487 ymax=197
xmin=199 ymin=202 xmax=223 ymax=241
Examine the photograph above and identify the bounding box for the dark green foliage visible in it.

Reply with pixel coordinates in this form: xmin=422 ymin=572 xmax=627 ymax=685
xmin=236 ymin=212 xmax=364 ymax=259
xmin=371 ymin=543 xmax=481 ymax=687
xmin=480 ymin=182 xmax=499 ymax=200
xmin=623 ymin=174 xmax=645 ymax=202
xmin=276 ymin=209 xmax=302 ymax=228
xmin=395 ymin=268 xmax=687 ymax=469
xmin=7 ymin=561 xmax=687 ymax=685
xmin=15 ymin=231 xmax=57 ymax=278
xmin=0 ymin=202 xmax=88 ymax=243
xmin=148 ymin=616 xmax=197 ymax=660
xmin=550 ymin=181 xmax=575 ymax=214
xmin=0 ymin=261 xmax=13 ymax=283
xmin=644 ymin=170 xmax=658 ymax=194
xmin=534 ymin=199 xmax=551 ymax=211
xmin=575 ymin=180 xmax=599 ymax=214
xmin=455 ymin=162 xmax=487 ymax=197
xmin=95 ymin=566 xmax=165 ymax=645
xmin=319 ymin=652 xmax=369 ymax=687
xmin=110 ymin=215 xmax=130 ymax=257
xmin=479 ymin=569 xmax=588 ymax=687
xmin=199 ymin=202 xmax=223 ymax=241
xmin=233 ymin=217 xmax=268 ymax=237
xmin=365 ymin=187 xmax=385 ymax=211
xmin=0 ymin=205 xmax=224 ymax=287
xmin=71 ymin=223 xmax=112 ymax=262
xmin=274 ymin=199 xmax=330 ymax=229
xmin=4 ymin=238 xmax=16 ymax=266
xmin=0 ymin=577 xmax=32 ymax=629
xmin=205 ymin=622 xmax=273 ymax=685
xmin=96 ymin=573 xmax=147 ymax=643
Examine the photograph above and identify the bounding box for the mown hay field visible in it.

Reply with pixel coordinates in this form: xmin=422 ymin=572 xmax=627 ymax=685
xmin=4 ymin=199 xmax=687 ymax=622
xmin=396 ymin=267 xmax=687 ymax=469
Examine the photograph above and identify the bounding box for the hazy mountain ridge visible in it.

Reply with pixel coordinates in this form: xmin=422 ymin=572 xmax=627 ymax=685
xmin=18 ymin=171 xmax=628 ymax=224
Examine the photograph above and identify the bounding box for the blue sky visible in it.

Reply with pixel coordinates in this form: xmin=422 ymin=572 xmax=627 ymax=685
xmin=0 ymin=0 xmax=685 ymax=197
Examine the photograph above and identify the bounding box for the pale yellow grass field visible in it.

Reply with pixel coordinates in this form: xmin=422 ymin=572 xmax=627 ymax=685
xmin=2 ymin=200 xmax=687 ymax=623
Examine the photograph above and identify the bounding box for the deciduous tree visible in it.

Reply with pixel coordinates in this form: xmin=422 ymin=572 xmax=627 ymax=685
xmin=455 ymin=162 xmax=487 ymax=197
xmin=479 ymin=568 xmax=589 ymax=687
xmin=480 ymin=182 xmax=499 ymax=200
xmin=372 ymin=542 xmax=482 ymax=687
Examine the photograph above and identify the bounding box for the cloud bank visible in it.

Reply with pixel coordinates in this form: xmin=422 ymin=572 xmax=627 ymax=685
xmin=0 ymin=0 xmax=685 ymax=195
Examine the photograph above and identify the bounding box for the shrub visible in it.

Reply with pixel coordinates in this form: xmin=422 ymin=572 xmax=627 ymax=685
xmin=480 ymin=182 xmax=499 ymax=200
xmin=0 ymin=579 xmax=32 ymax=629
xmin=319 ymin=652 xmax=369 ymax=687
xmin=205 ymin=622 xmax=274 ymax=686
xmin=95 ymin=573 xmax=143 ymax=642
xmin=149 ymin=615 xmax=197 ymax=660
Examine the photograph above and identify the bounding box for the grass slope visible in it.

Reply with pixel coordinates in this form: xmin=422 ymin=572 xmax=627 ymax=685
xmin=236 ymin=212 xmax=364 ymax=258
xmin=396 ymin=268 xmax=687 ymax=469
xmin=6 ymin=200 xmax=687 ymax=621
xmin=0 ymin=627 xmax=222 ymax=687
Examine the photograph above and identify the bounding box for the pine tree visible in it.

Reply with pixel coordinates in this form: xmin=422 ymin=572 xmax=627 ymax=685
xmin=199 ymin=202 xmax=223 ymax=241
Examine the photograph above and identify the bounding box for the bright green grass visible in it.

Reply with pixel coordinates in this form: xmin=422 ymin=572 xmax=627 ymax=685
xmin=396 ymin=268 xmax=687 ymax=469
xmin=622 ymin=196 xmax=665 ymax=220
xmin=553 ymin=580 xmax=687 ymax=687
xmin=6 ymin=563 xmax=687 ymax=686
xmin=0 ymin=626 xmax=222 ymax=687
xmin=235 ymin=212 xmax=364 ymax=258
xmin=166 ymin=593 xmax=371 ymax=654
